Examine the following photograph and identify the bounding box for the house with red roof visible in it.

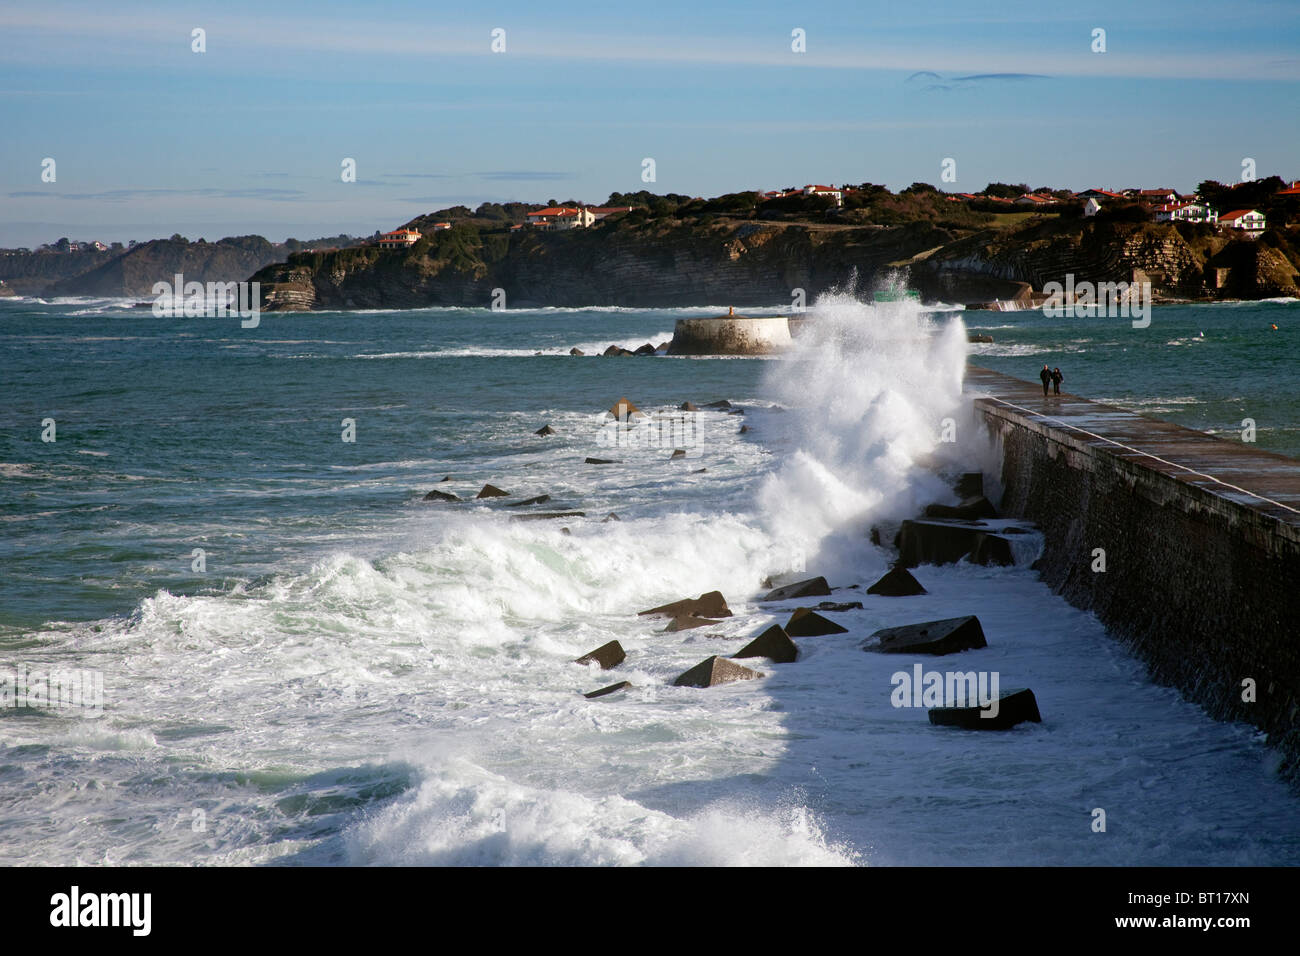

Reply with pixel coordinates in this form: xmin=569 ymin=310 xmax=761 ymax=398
xmin=1154 ymin=202 xmax=1217 ymax=224
xmin=526 ymin=207 xmax=596 ymax=231
xmin=802 ymin=184 xmax=844 ymax=207
xmin=1219 ymin=209 xmax=1266 ymax=235
xmin=375 ymin=229 xmax=421 ymax=248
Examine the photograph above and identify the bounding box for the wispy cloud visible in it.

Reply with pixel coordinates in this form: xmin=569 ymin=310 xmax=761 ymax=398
xmin=9 ymin=187 xmax=307 ymax=202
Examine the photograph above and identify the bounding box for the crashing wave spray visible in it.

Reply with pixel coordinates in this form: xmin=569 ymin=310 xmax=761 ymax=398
xmin=757 ymin=281 xmax=974 ymax=574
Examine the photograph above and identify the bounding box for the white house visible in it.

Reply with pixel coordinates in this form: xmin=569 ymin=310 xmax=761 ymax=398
xmin=1154 ymin=202 xmax=1217 ymax=224
xmin=1219 ymin=209 xmax=1266 ymax=236
xmin=1083 ymin=198 xmax=1102 ymax=217
xmin=376 ymin=229 xmax=421 ymax=248
xmin=526 ymin=207 xmax=596 ymax=231
xmin=802 ymin=184 xmax=844 ymax=207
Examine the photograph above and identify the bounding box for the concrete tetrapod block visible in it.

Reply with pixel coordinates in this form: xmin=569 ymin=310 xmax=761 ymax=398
xmin=923 ymin=496 xmax=999 ymax=521
xmin=785 ymin=607 xmax=849 ymax=637
xmin=535 ymin=424 xmax=556 ymax=436
xmin=662 ymin=616 xmax=724 ymax=633
xmin=761 ymin=576 xmax=832 ymax=602
xmin=733 ymin=625 xmax=798 ymax=663
xmin=476 ymin=484 xmax=510 ymax=499
xmin=895 ymin=519 xmax=986 ymax=567
xmin=673 ymin=656 xmax=764 ymax=688
xmin=573 ymin=640 xmax=626 ymax=670
xmin=866 ymin=616 xmax=987 ymax=655
xmin=928 ymin=688 xmax=1042 ymax=730
xmin=423 ymin=489 xmax=460 ymax=502
xmin=584 ymin=681 xmax=633 ymax=699
xmin=638 ymin=590 xmax=733 ymax=619
xmin=954 ymin=473 xmax=984 ymax=499
xmin=510 ymin=511 xmax=586 ymax=521
xmin=970 ymin=533 xmax=1015 ymax=567
xmin=866 ymin=566 xmax=928 ymax=596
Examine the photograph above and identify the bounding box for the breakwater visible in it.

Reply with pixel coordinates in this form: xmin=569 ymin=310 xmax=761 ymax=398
xmin=967 ymin=365 xmax=1300 ymax=780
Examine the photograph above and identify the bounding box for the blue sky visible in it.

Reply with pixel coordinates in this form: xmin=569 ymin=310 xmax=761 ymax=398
xmin=2 ymin=0 xmax=1297 ymax=246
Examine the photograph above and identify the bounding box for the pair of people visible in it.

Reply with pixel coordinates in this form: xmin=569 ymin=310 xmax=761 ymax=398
xmin=1039 ymin=364 xmax=1063 ymax=396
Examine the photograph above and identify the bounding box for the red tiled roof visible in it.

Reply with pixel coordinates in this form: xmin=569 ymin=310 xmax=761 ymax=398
xmin=1219 ymin=209 xmax=1261 ymax=221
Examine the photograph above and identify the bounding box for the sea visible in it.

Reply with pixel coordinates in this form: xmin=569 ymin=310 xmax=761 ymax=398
xmin=2 ymin=292 xmax=1298 ymax=866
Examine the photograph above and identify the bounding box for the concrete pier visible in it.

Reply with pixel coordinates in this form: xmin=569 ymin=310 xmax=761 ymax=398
xmin=966 ymin=365 xmax=1300 ymax=780
xmin=666 ymin=312 xmax=792 ymax=355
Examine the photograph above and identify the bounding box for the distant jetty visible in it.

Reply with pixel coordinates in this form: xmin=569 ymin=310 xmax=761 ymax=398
xmin=666 ymin=308 xmax=793 ymax=355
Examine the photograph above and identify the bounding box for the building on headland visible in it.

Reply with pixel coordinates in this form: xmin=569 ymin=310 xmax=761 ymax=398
xmin=1134 ymin=188 xmax=1179 ymax=203
xmin=1154 ymin=202 xmax=1217 ymax=224
xmin=430 ymin=222 xmax=451 ymax=231
xmin=1014 ymin=193 xmax=1059 ymax=206
xmin=376 ymin=229 xmax=422 ymax=248
xmin=526 ymin=207 xmax=596 ymax=231
xmin=803 ymin=184 xmax=844 ymax=207
xmin=1219 ymin=209 xmax=1266 ymax=236
xmin=1076 ymin=188 xmax=1126 ymax=201
xmin=1277 ymin=181 xmax=1300 ymax=197
xmin=587 ymin=206 xmax=634 ymax=221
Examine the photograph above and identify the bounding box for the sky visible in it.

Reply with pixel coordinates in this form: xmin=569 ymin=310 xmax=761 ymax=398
xmin=1 ymin=0 xmax=1298 ymax=247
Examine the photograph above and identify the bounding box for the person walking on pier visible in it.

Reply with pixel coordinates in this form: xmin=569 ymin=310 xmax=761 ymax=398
xmin=1051 ymin=367 xmax=1063 ymax=395
xmin=1039 ymin=365 xmax=1051 ymax=396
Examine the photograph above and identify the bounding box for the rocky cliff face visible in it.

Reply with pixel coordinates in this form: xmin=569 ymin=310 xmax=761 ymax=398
xmin=49 ymin=237 xmax=285 ymax=298
xmin=913 ymin=219 xmax=1299 ymax=301
xmin=253 ymin=220 xmax=959 ymax=311
xmin=254 ymin=216 xmax=1300 ymax=311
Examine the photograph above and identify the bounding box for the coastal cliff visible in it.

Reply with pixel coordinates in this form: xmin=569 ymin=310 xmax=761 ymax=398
xmin=253 ymin=215 xmax=1300 ymax=311
xmin=253 ymin=219 xmax=960 ymax=311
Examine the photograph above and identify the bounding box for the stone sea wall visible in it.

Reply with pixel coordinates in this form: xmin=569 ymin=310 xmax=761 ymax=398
xmin=969 ymin=367 xmax=1300 ymax=780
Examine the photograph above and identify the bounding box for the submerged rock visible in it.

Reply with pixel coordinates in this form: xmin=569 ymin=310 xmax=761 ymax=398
xmin=507 ymin=494 xmax=552 ymax=507
xmin=569 ymin=347 xmax=585 ymax=356
xmin=679 ymin=401 xmax=699 ymax=411
xmin=814 ymin=601 xmax=864 ymax=612
xmin=929 ymin=688 xmax=1041 ymax=730
xmin=573 ymin=640 xmax=626 ymax=670
xmin=606 ymin=397 xmax=644 ymax=420
xmin=584 ymin=681 xmax=632 ymax=699
xmin=866 ymin=566 xmax=928 ymax=596
xmin=476 ymin=484 xmax=510 ymax=499
xmin=762 ymin=576 xmax=832 ymax=602
xmin=669 ymin=449 xmax=686 ymax=459
xmin=733 ymin=625 xmax=798 ymax=663
xmin=633 ymin=343 xmax=656 ymax=355
xmin=585 ymin=457 xmax=619 ymax=465
xmin=866 ymin=615 xmax=987 ymax=655
xmin=423 ymin=489 xmax=460 ymax=502
xmin=534 ymin=424 xmax=556 ymax=436
xmin=785 ymin=608 xmax=848 ymax=637
xmin=602 ymin=512 xmax=621 ymax=522
xmin=510 ymin=511 xmax=586 ymax=521
xmin=673 ymin=656 xmax=763 ymax=688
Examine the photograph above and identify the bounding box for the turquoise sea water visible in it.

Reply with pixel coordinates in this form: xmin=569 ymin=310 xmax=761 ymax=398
xmin=1 ymin=294 xmax=1297 ymax=867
